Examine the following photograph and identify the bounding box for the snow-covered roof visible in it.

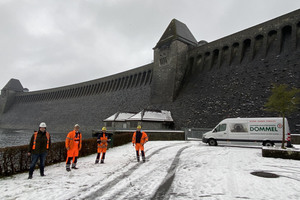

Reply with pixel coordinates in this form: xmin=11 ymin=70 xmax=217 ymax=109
xmin=103 ymin=113 xmax=118 ymax=122
xmin=127 ymin=112 xmax=143 ymax=121
xmin=127 ymin=110 xmax=173 ymax=122
xmin=103 ymin=112 xmax=136 ymax=122
xmin=104 ymin=110 xmax=173 ymax=122
xmin=116 ymin=113 xmax=136 ymax=121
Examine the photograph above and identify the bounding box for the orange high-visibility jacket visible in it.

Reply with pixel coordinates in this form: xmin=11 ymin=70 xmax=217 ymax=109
xmin=132 ymin=131 xmax=148 ymax=145
xmin=97 ymin=132 xmax=108 ymax=149
xmin=65 ymin=130 xmax=82 ymax=151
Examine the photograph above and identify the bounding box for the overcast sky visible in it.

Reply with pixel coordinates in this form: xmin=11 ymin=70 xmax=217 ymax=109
xmin=1 ymin=0 xmax=300 ymax=92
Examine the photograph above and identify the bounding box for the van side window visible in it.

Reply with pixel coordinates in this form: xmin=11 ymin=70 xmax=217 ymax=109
xmin=215 ymin=124 xmax=226 ymax=132
xmin=230 ymin=123 xmax=248 ymax=132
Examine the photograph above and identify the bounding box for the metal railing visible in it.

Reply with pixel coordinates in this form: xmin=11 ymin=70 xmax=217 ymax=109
xmin=184 ymin=128 xmax=212 ymax=140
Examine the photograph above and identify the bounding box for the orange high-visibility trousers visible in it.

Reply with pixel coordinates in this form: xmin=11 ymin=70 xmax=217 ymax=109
xmin=67 ymin=148 xmax=79 ymax=157
xmin=66 ymin=146 xmax=79 ymax=163
xmin=135 ymin=143 xmax=144 ymax=151
xmin=97 ymin=147 xmax=107 ymax=153
xmin=97 ymin=142 xmax=107 ymax=153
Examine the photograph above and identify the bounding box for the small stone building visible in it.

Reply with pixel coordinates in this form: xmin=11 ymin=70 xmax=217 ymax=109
xmin=103 ymin=112 xmax=136 ymax=130
xmin=104 ymin=110 xmax=174 ymax=130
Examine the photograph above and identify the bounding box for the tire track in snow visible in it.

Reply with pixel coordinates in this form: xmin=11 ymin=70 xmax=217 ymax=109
xmin=77 ymin=143 xmax=184 ymax=200
xmin=105 ymin=162 xmax=160 ymax=199
xmin=67 ymin=144 xmax=173 ymax=199
xmin=150 ymin=145 xmax=190 ymax=200
xmin=110 ymin=145 xmax=190 ymax=200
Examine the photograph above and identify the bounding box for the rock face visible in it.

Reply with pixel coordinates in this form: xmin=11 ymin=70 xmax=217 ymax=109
xmin=0 ymin=10 xmax=300 ymax=133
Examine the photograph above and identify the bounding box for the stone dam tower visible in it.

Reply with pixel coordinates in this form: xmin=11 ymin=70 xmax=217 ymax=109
xmin=0 ymin=10 xmax=300 ymax=134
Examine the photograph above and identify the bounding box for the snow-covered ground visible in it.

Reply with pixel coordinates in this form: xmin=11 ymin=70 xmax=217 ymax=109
xmin=1 ymin=141 xmax=300 ymax=200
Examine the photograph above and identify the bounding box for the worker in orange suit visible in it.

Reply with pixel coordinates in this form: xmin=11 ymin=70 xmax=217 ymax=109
xmin=65 ymin=124 xmax=82 ymax=171
xmin=95 ymin=127 xmax=110 ymax=164
xmin=132 ymin=125 xmax=148 ymax=162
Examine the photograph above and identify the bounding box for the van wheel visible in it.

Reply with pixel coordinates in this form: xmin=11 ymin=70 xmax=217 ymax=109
xmin=264 ymin=141 xmax=274 ymax=147
xmin=208 ymin=139 xmax=217 ymax=146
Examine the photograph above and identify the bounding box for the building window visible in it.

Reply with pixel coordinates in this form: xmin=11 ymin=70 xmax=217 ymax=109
xmin=130 ymin=121 xmax=138 ymax=128
xmin=106 ymin=122 xmax=112 ymax=127
xmin=160 ymin=57 xmax=168 ymax=65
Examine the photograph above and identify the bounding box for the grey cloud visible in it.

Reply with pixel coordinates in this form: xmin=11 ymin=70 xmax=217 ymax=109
xmin=0 ymin=0 xmax=300 ymax=91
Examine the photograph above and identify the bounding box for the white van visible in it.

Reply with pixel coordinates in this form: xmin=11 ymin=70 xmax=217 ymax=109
xmin=202 ymin=118 xmax=290 ymax=146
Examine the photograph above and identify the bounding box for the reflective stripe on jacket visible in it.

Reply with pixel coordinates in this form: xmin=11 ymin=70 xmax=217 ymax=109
xmin=97 ymin=132 xmax=108 ymax=149
xmin=65 ymin=130 xmax=82 ymax=151
xmin=132 ymin=131 xmax=148 ymax=145
xmin=32 ymin=131 xmax=50 ymax=150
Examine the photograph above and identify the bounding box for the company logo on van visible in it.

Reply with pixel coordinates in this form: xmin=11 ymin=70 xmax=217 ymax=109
xmin=250 ymin=125 xmax=278 ymax=132
xmin=277 ymin=123 xmax=283 ymax=128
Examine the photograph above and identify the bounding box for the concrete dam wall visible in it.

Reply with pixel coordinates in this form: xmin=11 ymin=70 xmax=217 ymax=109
xmin=1 ymin=10 xmax=300 ymax=134
xmin=0 ymin=64 xmax=153 ymax=132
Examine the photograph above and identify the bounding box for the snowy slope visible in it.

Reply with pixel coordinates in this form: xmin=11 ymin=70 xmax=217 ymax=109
xmin=1 ymin=141 xmax=300 ymax=200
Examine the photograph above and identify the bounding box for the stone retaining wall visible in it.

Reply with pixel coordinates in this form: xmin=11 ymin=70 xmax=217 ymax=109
xmin=262 ymin=147 xmax=300 ymax=160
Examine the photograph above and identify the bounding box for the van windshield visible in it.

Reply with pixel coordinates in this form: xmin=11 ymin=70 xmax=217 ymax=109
xmin=215 ymin=124 xmax=226 ymax=132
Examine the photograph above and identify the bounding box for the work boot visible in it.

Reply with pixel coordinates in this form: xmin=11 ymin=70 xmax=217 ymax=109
xmin=95 ymin=159 xmax=99 ymax=164
xmin=66 ymin=164 xmax=71 ymax=172
xmin=100 ymin=159 xmax=104 ymax=164
xmin=71 ymin=163 xmax=78 ymax=169
xmin=40 ymin=168 xmax=45 ymax=176
xmin=28 ymin=171 xmax=33 ymax=179
xmin=136 ymin=151 xmax=140 ymax=162
xmin=28 ymin=169 xmax=34 ymax=177
xmin=141 ymin=151 xmax=145 ymax=162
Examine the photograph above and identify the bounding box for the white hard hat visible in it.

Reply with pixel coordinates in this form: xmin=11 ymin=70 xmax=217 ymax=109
xmin=74 ymin=124 xmax=80 ymax=128
xmin=39 ymin=122 xmax=47 ymax=128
